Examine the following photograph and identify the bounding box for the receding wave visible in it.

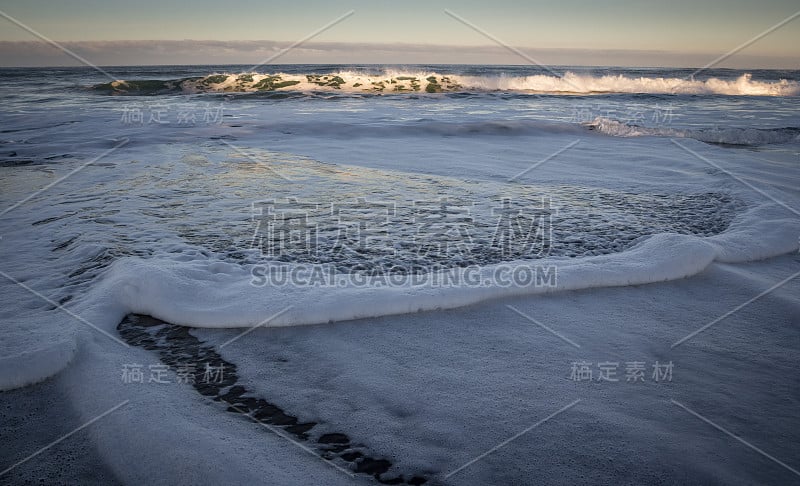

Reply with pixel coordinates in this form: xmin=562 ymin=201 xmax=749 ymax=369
xmin=92 ymin=71 xmax=800 ymax=96
xmin=585 ymin=117 xmax=800 ymax=146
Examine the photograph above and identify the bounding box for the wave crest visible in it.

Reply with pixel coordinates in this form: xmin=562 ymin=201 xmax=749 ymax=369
xmin=93 ymin=72 xmax=800 ymax=96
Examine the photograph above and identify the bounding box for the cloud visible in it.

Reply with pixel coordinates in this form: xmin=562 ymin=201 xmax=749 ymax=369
xmin=0 ymin=39 xmax=796 ymax=69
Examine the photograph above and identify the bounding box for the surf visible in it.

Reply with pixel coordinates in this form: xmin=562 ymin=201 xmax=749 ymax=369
xmin=92 ymin=71 xmax=800 ymax=96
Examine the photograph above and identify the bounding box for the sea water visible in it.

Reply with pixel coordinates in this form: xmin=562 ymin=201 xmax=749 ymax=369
xmin=1 ymin=64 xmax=798 ymax=389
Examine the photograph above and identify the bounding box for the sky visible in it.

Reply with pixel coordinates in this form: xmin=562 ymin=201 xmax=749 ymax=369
xmin=0 ymin=0 xmax=798 ymax=68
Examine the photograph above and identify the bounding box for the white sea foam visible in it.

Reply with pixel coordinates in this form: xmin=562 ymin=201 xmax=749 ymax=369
xmin=456 ymin=72 xmax=800 ymax=96
xmin=3 ymin=140 xmax=797 ymax=390
xmin=101 ymin=202 xmax=798 ymax=332
xmin=0 ymin=329 xmax=76 ymax=390
xmin=94 ymin=233 xmax=717 ymax=330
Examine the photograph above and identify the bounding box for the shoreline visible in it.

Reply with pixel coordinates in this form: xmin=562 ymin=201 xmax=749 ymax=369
xmin=3 ymin=252 xmax=794 ymax=484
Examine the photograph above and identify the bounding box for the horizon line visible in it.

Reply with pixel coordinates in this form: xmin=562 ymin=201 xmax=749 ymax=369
xmin=0 ymin=62 xmax=797 ymax=72
xmin=0 ymin=39 xmax=797 ymax=70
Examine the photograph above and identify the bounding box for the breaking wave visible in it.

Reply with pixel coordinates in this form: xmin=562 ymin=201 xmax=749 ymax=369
xmin=585 ymin=117 xmax=800 ymax=146
xmin=92 ymin=72 xmax=800 ymax=96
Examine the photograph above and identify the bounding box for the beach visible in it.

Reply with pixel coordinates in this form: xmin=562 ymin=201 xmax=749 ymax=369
xmin=2 ymin=252 xmax=798 ymax=484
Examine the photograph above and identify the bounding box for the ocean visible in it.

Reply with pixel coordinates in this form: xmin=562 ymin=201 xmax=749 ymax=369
xmin=1 ymin=64 xmax=799 ymax=484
